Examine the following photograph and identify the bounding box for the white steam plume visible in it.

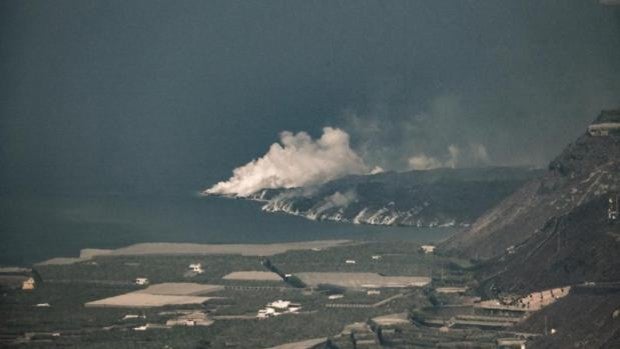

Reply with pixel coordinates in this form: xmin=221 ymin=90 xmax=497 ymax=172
xmin=407 ymin=154 xmax=444 ymax=171
xmin=314 ymin=190 xmax=358 ymax=214
xmin=205 ymin=127 xmax=370 ymax=197
xmin=408 ymin=143 xmax=489 ymax=170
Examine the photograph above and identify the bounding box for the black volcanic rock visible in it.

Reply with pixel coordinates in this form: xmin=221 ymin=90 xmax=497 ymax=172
xmin=252 ymin=167 xmax=541 ymax=227
xmin=442 ymin=110 xmax=620 ymax=260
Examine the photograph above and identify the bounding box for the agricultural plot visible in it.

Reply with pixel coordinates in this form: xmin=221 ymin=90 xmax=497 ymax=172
xmin=2 ymin=240 xmax=477 ymax=348
xmin=371 ymin=312 xmax=410 ymax=326
xmin=38 ymin=240 xmax=353 ymax=266
xmin=136 ymin=283 xmax=223 ymax=296
xmin=295 ymin=272 xmax=430 ymax=289
xmin=85 ymin=282 xmax=223 ymax=308
xmin=267 ymin=241 xmax=472 ymax=285
xmin=222 ymin=271 xmax=283 ymax=281
xmin=85 ymin=293 xmax=213 ymax=308
xmin=267 ymin=337 xmax=327 ymax=349
xmin=107 ymin=240 xmax=352 ymax=256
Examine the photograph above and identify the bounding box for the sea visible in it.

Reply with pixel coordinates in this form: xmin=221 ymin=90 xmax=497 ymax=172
xmin=0 ymin=194 xmax=457 ymax=266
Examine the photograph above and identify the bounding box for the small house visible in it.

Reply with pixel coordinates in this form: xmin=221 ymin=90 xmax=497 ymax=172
xmin=420 ymin=245 xmax=436 ymax=254
xmin=257 ymin=307 xmax=276 ymax=319
xmin=188 ymin=263 xmax=204 ymax=274
xmin=166 ymin=311 xmax=213 ymax=327
xmin=268 ymin=300 xmax=291 ymax=309
xmin=135 ymin=277 xmax=149 ymax=286
xmin=587 ymin=110 xmax=620 ymax=136
xmin=345 ymin=259 xmax=356 ymax=264
xmin=257 ymin=300 xmax=302 ymax=319
xmin=22 ymin=277 xmax=36 ymax=290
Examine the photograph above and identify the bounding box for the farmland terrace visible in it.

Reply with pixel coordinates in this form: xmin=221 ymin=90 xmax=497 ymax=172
xmin=0 ymin=240 xmax=590 ymax=348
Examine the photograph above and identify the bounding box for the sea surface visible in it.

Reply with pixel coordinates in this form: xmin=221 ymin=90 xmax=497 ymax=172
xmin=0 ymin=194 xmax=457 ymax=266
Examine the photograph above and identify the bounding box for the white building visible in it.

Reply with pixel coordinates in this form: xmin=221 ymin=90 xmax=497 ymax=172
xmin=268 ymin=300 xmax=291 ymax=309
xmin=22 ymin=277 xmax=36 ymax=290
xmin=420 ymin=245 xmax=436 ymax=254
xmin=135 ymin=278 xmax=149 ymax=285
xmin=188 ymin=263 xmax=204 ymax=274
xmin=257 ymin=300 xmax=302 ymax=319
xmin=345 ymin=260 xmax=356 ymax=264
xmin=122 ymin=314 xmax=142 ymax=320
xmin=257 ymin=307 xmax=277 ymax=319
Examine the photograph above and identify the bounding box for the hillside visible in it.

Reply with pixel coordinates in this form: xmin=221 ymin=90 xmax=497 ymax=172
xmin=442 ymin=110 xmax=620 ymax=260
xmin=516 ymin=290 xmax=620 ymax=349
xmin=478 ymin=196 xmax=620 ymax=295
xmin=244 ymin=167 xmax=541 ymax=227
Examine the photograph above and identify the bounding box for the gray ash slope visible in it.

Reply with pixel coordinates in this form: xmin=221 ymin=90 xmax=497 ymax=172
xmin=442 ymin=110 xmax=620 ymax=260
xmin=479 ymin=196 xmax=619 ymax=295
xmin=246 ymin=167 xmax=541 ymax=227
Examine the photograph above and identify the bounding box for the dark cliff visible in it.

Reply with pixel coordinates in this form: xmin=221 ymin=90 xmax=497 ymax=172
xmin=441 ymin=110 xmax=620 ymax=260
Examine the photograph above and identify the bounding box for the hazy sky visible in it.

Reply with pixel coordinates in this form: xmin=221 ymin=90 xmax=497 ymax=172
xmin=1 ymin=0 xmax=619 ymax=195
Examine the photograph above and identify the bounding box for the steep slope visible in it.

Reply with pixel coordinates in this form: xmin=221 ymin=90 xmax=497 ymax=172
xmin=517 ymin=290 xmax=620 ymax=349
xmin=247 ymin=167 xmax=540 ymax=227
xmin=479 ymin=196 xmax=620 ymax=295
xmin=442 ymin=110 xmax=620 ymax=260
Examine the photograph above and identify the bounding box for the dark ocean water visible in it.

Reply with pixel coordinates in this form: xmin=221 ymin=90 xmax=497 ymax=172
xmin=0 ymin=194 xmax=457 ymax=266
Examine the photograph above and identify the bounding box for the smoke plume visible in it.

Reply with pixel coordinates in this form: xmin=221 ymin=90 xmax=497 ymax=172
xmin=407 ymin=144 xmax=489 ymax=170
xmin=314 ymin=190 xmax=358 ymax=214
xmin=205 ymin=127 xmax=370 ymax=197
